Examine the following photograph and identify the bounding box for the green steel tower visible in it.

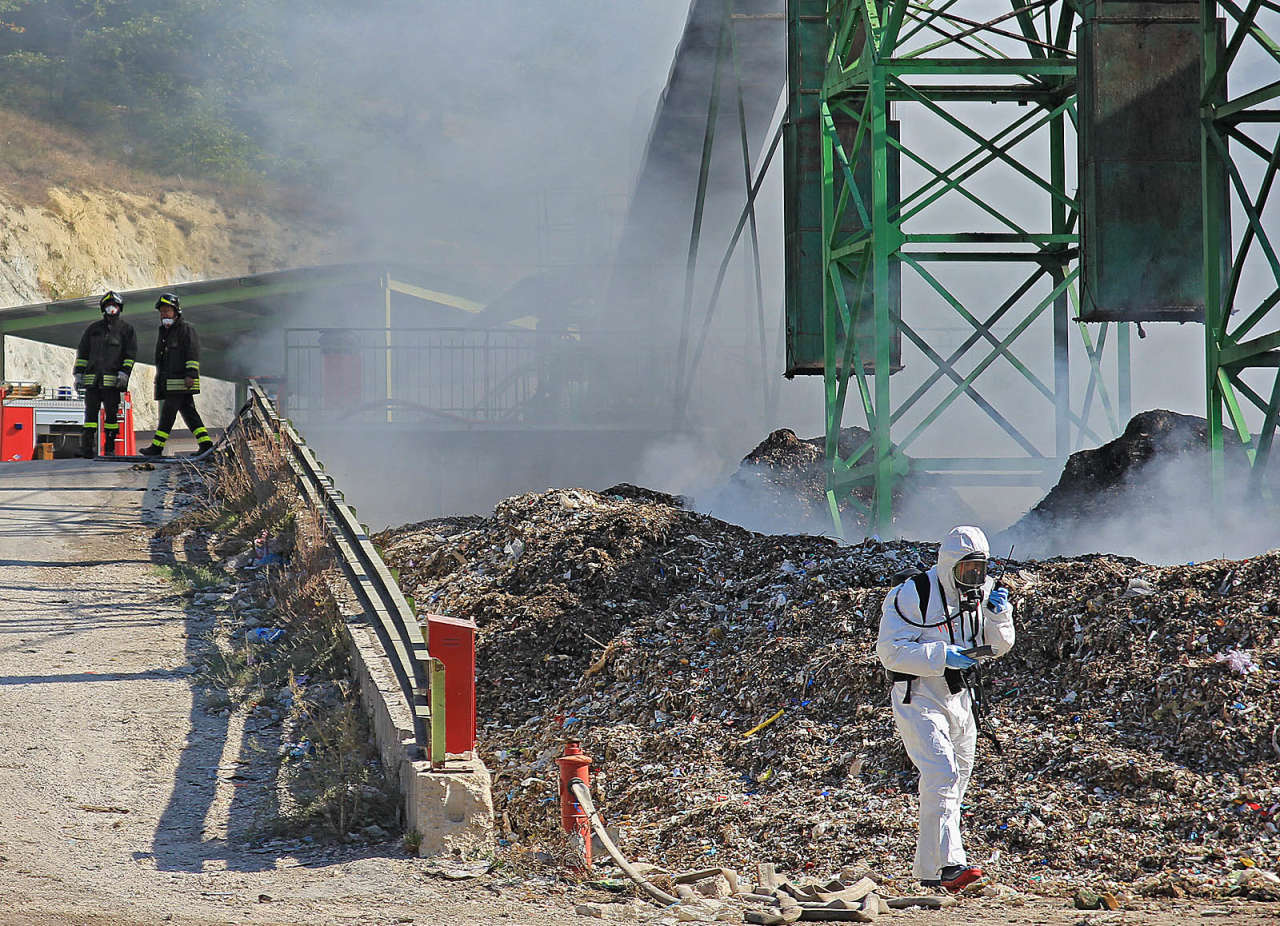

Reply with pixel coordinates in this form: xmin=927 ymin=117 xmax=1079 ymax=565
xmin=783 ymin=0 xmax=1278 ymax=536
xmin=1202 ymin=0 xmax=1280 ymax=502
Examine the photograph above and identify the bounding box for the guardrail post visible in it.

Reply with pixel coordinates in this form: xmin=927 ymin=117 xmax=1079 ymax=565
xmin=430 ymin=657 xmax=447 ymax=770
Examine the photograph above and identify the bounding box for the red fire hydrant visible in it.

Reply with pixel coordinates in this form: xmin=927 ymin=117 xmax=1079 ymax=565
xmin=556 ymin=741 xmax=593 ymax=870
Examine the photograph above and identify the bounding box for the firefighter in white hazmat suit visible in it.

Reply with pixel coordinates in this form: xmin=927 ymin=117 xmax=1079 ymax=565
xmin=876 ymin=525 xmax=1015 ymax=891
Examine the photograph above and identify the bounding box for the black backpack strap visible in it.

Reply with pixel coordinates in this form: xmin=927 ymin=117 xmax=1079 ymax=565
xmin=912 ymin=572 xmax=932 ymax=617
xmin=889 ymin=572 xmax=933 ymax=705
xmin=889 ymin=671 xmax=915 ymax=703
xmin=893 ymin=571 xmax=932 ymax=623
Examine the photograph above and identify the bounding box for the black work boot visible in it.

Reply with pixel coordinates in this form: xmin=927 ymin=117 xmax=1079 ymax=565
xmin=194 ymin=440 xmax=214 ymax=456
xmin=80 ymin=431 xmax=97 ymax=459
xmin=101 ymin=435 xmax=115 ymax=457
xmin=139 ymin=444 xmax=164 ymax=458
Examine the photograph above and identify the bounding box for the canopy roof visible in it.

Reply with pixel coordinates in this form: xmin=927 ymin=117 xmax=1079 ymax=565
xmin=0 ymin=263 xmax=485 ymax=382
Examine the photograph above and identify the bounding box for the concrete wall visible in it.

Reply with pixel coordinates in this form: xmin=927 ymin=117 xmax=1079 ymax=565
xmin=3 ymin=335 xmax=235 ymax=430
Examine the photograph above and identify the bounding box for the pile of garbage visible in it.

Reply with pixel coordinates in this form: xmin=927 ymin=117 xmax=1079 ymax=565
xmin=375 ymin=485 xmax=1280 ymax=899
xmin=1003 ymin=410 xmax=1276 ymax=562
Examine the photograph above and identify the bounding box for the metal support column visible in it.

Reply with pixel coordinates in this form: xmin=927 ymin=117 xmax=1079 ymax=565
xmin=384 ymin=275 xmax=393 ymax=424
xmin=1051 ymin=110 xmax=1071 ymax=458
xmin=1202 ymin=0 xmax=1280 ymax=503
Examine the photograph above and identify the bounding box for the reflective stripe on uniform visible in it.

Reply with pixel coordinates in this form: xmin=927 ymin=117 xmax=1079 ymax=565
xmin=122 ymin=359 xmax=135 ymax=369
xmin=193 ymin=427 xmax=209 ymax=439
xmin=165 ymin=378 xmax=199 ymax=390
xmin=154 ymin=430 xmax=170 ymax=440
xmin=101 ymin=374 xmax=117 ymax=386
xmin=82 ymin=422 xmax=98 ymax=429
xmin=104 ymin=422 xmax=119 ymax=431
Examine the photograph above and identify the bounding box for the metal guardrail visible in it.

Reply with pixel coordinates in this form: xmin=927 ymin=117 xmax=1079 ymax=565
xmin=233 ymin=378 xmax=446 ymax=766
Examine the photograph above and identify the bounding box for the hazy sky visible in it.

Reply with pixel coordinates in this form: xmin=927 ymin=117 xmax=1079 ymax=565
xmin=213 ymin=0 xmax=1277 ymax=548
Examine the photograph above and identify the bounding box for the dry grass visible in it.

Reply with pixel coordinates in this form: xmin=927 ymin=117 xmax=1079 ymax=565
xmin=161 ymin=423 xmax=400 ymax=842
xmin=0 ymin=106 xmax=336 ymax=221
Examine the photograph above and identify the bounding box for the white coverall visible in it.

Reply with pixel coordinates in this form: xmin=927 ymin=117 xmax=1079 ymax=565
xmin=876 ymin=526 xmax=1016 ymax=880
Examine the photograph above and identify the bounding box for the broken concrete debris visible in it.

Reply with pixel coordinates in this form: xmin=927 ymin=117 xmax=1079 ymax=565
xmin=375 ymin=483 xmax=1280 ymax=905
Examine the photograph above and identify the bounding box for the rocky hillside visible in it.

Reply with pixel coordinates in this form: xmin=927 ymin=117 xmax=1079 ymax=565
xmin=0 ymin=108 xmax=340 ymax=308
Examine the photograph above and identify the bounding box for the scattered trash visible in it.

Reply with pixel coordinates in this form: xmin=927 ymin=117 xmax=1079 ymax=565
xmin=742 ymin=708 xmax=785 ymax=738
xmin=1229 ymin=868 xmax=1280 ymax=901
xmin=1073 ymin=888 xmax=1120 ymax=910
xmin=1121 ymin=578 xmax=1157 ymax=597
xmin=1213 ymin=649 xmax=1259 ymax=675
xmin=504 ymin=538 xmax=526 ymax=564
xmin=283 ymin=739 xmax=313 ymax=758
xmin=248 ymin=627 xmax=285 ymax=643
xmin=374 ymin=484 xmax=1280 ymax=896
xmin=423 ymin=859 xmax=494 ymax=881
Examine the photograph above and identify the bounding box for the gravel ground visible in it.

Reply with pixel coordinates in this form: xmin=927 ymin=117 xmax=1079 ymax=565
xmin=0 ymin=459 xmax=583 ymax=925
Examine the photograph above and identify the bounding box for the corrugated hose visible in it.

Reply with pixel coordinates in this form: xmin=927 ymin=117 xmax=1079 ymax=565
xmin=568 ymin=778 xmax=679 ymax=907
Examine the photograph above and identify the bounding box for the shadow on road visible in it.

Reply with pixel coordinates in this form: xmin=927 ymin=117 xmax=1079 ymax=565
xmin=144 ymin=496 xmax=287 ymax=874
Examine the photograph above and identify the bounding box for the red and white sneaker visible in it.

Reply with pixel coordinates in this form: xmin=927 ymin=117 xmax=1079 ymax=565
xmin=940 ymin=865 xmax=984 ymax=893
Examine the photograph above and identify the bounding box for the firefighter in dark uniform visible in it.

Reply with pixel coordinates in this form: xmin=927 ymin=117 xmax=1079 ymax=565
xmin=73 ymin=291 xmax=138 ymax=458
xmin=140 ymin=293 xmax=213 ymax=457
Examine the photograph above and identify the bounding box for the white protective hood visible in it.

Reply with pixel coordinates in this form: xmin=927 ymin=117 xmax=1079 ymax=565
xmin=936 ymin=525 xmax=990 ymax=608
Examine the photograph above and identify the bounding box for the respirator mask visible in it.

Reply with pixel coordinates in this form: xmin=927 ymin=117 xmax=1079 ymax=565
xmin=953 ymin=553 xmax=988 ymax=606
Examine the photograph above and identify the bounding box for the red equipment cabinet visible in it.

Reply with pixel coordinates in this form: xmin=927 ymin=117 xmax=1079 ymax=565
xmin=0 ymin=400 xmax=35 ymax=461
xmin=425 ymin=613 xmax=477 ymax=756
xmin=0 ymin=387 xmax=136 ymax=460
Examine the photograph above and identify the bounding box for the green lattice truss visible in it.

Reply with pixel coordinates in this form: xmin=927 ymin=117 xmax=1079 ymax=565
xmin=802 ymin=0 xmax=1143 ymax=538
xmin=1202 ymin=0 xmax=1280 ymax=502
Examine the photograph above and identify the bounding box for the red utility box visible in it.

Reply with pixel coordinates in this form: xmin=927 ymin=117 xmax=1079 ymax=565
xmin=426 ymin=613 xmax=477 ymax=755
xmin=0 ymin=401 xmax=35 ymax=461
xmin=0 ymin=387 xmax=137 ymax=460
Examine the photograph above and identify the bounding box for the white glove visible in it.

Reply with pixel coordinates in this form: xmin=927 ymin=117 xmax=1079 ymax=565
xmin=73 ymin=372 xmax=84 ymax=393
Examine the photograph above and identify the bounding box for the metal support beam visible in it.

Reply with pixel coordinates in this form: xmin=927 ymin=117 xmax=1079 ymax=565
xmin=795 ymin=0 xmax=1129 ymax=537
xmin=1204 ymin=0 xmax=1280 ymax=504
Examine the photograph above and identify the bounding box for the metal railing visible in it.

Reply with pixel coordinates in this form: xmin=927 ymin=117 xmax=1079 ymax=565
xmin=282 ymin=326 xmax=673 ymax=428
xmin=231 ymin=378 xmax=446 ymax=765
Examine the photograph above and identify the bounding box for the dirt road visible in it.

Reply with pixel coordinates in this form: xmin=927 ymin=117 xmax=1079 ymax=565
xmin=0 ymin=458 xmax=581 ymax=925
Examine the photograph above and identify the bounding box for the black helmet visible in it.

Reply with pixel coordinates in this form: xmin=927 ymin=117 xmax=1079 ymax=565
xmin=155 ymin=292 xmax=181 ymax=314
xmin=99 ymin=291 xmax=124 ymax=312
